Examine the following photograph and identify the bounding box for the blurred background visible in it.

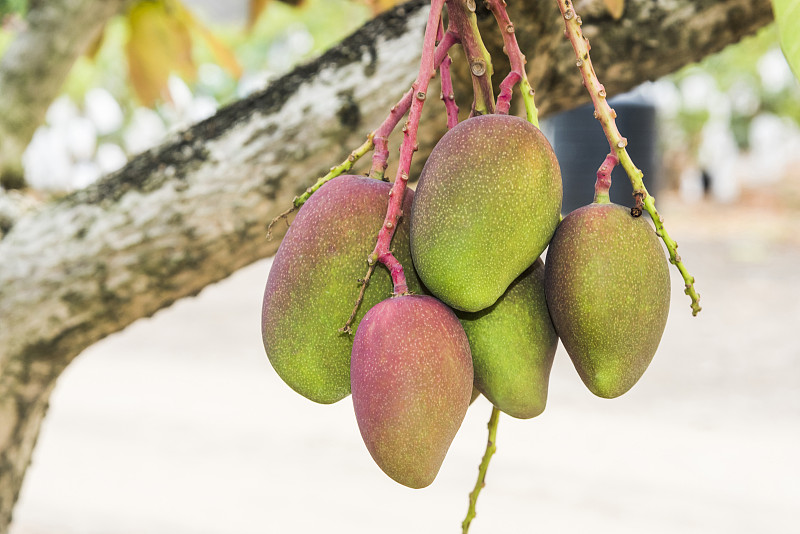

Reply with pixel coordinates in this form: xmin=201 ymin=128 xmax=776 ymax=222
xmin=2 ymin=0 xmax=799 ymax=532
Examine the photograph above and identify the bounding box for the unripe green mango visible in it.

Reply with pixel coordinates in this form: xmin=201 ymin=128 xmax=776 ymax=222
xmin=351 ymin=295 xmax=473 ymax=489
xmin=457 ymin=258 xmax=558 ymax=419
xmin=544 ymin=202 xmax=670 ymax=398
xmin=410 ymin=114 xmax=562 ymax=312
xmin=261 ymin=176 xmax=423 ymax=404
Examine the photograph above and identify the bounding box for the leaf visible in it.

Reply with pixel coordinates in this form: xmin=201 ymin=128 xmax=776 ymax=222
xmin=85 ymin=23 xmax=107 ymax=61
xmin=355 ymin=0 xmax=404 ymax=15
xmin=126 ymin=1 xmax=196 ymax=106
xmin=248 ymin=0 xmax=306 ymax=29
xmin=772 ymin=0 xmax=800 ymax=82
xmin=172 ymin=0 xmax=242 ymax=78
xmin=248 ymin=0 xmax=271 ymax=30
xmin=603 ymin=0 xmax=625 ymax=20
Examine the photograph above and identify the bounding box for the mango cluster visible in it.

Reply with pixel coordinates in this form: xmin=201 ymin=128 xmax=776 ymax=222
xmin=261 ymin=114 xmax=670 ymax=489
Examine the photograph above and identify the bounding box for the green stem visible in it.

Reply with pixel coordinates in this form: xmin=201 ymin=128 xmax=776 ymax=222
xmin=446 ymin=0 xmax=495 ymax=115
xmin=462 ymin=406 xmax=501 ymax=534
xmin=265 ymin=135 xmax=374 ymax=239
xmin=555 ymin=0 xmax=701 ymax=316
xmin=293 ymin=135 xmax=375 ymax=209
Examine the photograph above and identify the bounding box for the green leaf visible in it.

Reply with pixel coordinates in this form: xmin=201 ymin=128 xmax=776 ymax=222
xmin=773 ymin=0 xmax=800 ymax=81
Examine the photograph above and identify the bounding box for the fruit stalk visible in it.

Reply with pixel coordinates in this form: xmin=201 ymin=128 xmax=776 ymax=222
xmin=446 ymin=0 xmax=495 ymax=115
xmin=266 ymin=136 xmax=374 ymax=238
xmin=486 ymin=0 xmax=539 ymax=126
xmin=462 ymin=406 xmax=501 ymax=534
xmin=594 ymin=152 xmax=618 ymax=204
xmin=555 ymin=0 xmax=701 ymax=316
xmin=342 ymin=0 xmax=447 ymax=322
xmin=372 ymin=28 xmax=459 ymax=180
xmin=438 ymin=19 xmax=459 ymax=129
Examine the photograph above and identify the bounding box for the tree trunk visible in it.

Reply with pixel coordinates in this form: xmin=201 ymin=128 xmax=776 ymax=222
xmin=0 ymin=0 xmax=132 ymax=188
xmin=0 ymin=0 xmax=774 ymax=530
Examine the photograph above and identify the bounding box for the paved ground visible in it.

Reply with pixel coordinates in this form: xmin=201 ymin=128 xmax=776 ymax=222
xmin=9 ymin=194 xmax=800 ymax=534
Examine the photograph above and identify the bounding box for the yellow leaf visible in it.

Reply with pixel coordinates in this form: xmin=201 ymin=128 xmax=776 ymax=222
xmin=248 ymin=0 xmax=271 ymax=30
xmin=172 ymin=0 xmax=242 ymax=78
xmin=126 ymin=1 xmax=196 ymax=106
xmin=603 ymin=0 xmax=625 ymax=20
xmin=85 ymin=24 xmax=107 ymax=61
xmin=354 ymin=0 xmax=403 ymax=15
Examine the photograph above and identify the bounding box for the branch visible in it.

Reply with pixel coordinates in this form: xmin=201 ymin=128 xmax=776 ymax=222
xmin=556 ymin=0 xmax=702 ymax=315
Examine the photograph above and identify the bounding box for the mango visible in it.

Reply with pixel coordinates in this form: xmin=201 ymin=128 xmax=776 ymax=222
xmin=410 ymin=114 xmax=562 ymax=312
xmin=261 ymin=175 xmax=422 ymax=404
xmin=544 ymin=202 xmax=670 ymax=398
xmin=351 ymin=295 xmax=473 ymax=488
xmin=457 ymin=258 xmax=558 ymax=418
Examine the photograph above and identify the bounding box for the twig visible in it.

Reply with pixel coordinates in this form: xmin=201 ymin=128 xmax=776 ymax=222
xmin=266 ymin=135 xmax=374 ymax=239
xmin=339 ymin=265 xmax=376 ymax=334
xmin=343 ymin=0 xmax=446 ymax=334
xmin=555 ymin=0 xmax=701 ymax=316
xmin=462 ymin=406 xmax=501 ymax=534
xmin=437 ymin=18 xmax=459 ymax=129
xmin=371 ymin=29 xmax=459 ymax=179
xmin=486 ymin=0 xmax=539 ymax=126
xmin=446 ymin=0 xmax=495 ymax=115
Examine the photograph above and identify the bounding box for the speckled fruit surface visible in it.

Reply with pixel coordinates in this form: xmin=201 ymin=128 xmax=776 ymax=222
xmin=261 ymin=176 xmax=422 ymax=405
xmin=457 ymin=258 xmax=558 ymax=419
xmin=351 ymin=295 xmax=473 ymax=489
xmin=545 ymin=202 xmax=670 ymax=398
xmin=410 ymin=114 xmax=562 ymax=312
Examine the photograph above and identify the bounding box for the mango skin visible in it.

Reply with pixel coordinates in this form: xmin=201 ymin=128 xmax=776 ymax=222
xmin=410 ymin=114 xmax=562 ymax=312
xmin=544 ymin=202 xmax=670 ymax=398
xmin=351 ymin=295 xmax=473 ymax=489
xmin=457 ymin=258 xmax=558 ymax=419
xmin=261 ymin=176 xmax=422 ymax=404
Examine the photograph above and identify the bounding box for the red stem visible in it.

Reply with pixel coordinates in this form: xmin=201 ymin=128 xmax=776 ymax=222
xmin=594 ymin=153 xmax=618 ymax=203
xmin=487 ymin=0 xmax=530 ymax=115
xmin=370 ymin=0 xmax=446 ymax=295
xmin=370 ymin=28 xmax=459 ymax=180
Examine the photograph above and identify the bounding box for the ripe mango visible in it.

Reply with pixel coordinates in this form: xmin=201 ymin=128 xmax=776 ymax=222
xmin=410 ymin=114 xmax=562 ymax=312
xmin=261 ymin=175 xmax=422 ymax=404
xmin=544 ymin=202 xmax=670 ymax=398
xmin=457 ymin=258 xmax=558 ymax=419
xmin=351 ymin=295 xmax=473 ymax=488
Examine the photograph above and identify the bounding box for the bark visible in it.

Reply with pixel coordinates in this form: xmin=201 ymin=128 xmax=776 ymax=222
xmin=0 ymin=0 xmax=774 ymax=530
xmin=0 ymin=0 xmax=132 ymax=188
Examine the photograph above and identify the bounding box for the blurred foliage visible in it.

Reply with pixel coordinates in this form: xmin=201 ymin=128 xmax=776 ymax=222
xmin=0 ymin=0 xmax=374 ymax=124
xmin=125 ymin=0 xmax=241 ymax=106
xmin=666 ymin=25 xmax=800 ymax=150
xmin=0 ymin=0 xmax=26 ymax=19
xmin=772 ymin=0 xmax=800 ymax=81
